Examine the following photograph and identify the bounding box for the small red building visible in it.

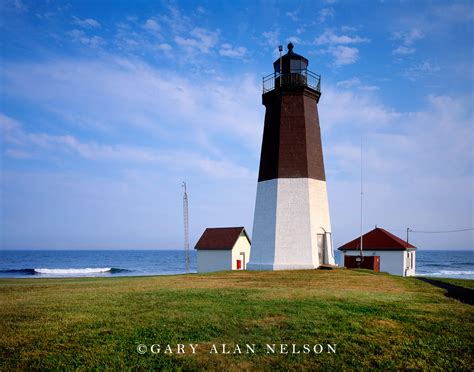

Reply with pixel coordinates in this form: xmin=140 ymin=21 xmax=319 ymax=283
xmin=338 ymin=227 xmax=416 ymax=277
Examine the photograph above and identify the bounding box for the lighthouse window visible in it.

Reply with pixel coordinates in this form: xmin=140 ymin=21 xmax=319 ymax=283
xmin=291 ymin=59 xmax=302 ymax=73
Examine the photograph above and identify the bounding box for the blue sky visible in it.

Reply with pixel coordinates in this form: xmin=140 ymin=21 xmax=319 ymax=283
xmin=1 ymin=0 xmax=472 ymax=250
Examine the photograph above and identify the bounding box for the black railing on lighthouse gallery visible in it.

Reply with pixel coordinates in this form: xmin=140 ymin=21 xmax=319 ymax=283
xmin=262 ymin=69 xmax=321 ymax=94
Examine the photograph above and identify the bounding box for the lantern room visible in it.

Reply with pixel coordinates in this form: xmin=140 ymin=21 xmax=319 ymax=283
xmin=262 ymin=43 xmax=321 ymax=99
xmin=273 ymin=42 xmax=308 ymax=75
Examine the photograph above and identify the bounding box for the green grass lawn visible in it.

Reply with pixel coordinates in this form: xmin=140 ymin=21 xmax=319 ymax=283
xmin=1 ymin=269 xmax=473 ymax=370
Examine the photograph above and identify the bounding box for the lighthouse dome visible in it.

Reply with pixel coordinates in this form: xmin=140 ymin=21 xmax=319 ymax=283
xmin=273 ymin=42 xmax=308 ymax=74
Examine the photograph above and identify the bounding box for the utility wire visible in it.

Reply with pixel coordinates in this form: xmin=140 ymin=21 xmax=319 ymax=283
xmin=409 ymin=228 xmax=473 ymax=234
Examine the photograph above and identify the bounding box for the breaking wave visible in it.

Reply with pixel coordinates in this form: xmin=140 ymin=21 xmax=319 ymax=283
xmin=437 ymin=270 xmax=474 ymax=276
xmin=417 ymin=270 xmax=474 ymax=278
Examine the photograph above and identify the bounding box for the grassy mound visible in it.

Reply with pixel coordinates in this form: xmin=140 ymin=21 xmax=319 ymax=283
xmin=1 ymin=269 xmax=472 ymax=369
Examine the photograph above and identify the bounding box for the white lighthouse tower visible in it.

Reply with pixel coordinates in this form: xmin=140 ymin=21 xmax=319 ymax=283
xmin=247 ymin=43 xmax=335 ymax=270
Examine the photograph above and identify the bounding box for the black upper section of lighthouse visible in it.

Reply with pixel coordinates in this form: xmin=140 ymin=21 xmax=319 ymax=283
xmin=273 ymin=42 xmax=308 ymax=74
xmin=258 ymin=44 xmax=327 ymax=183
xmin=262 ymin=43 xmax=321 ymax=98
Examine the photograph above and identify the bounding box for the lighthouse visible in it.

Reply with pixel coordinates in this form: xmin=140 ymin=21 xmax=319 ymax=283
xmin=247 ymin=43 xmax=335 ymax=270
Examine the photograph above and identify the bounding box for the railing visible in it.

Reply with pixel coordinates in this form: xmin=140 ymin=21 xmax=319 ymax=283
xmin=262 ymin=69 xmax=321 ymax=94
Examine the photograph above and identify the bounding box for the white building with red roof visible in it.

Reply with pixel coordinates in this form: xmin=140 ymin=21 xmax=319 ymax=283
xmin=194 ymin=227 xmax=251 ymax=273
xmin=338 ymin=227 xmax=416 ymax=277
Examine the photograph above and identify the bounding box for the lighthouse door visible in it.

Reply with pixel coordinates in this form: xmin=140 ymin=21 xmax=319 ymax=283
xmin=317 ymin=234 xmax=325 ymax=265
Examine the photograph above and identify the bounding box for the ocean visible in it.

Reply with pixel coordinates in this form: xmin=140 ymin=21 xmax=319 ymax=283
xmin=0 ymin=249 xmax=472 ymax=279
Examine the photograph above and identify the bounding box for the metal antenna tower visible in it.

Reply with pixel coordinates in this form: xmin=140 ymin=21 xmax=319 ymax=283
xmin=182 ymin=182 xmax=190 ymax=273
xmin=359 ymin=136 xmax=364 ymax=262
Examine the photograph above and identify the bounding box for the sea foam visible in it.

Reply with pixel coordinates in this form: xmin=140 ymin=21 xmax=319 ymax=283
xmin=438 ymin=270 xmax=474 ymax=276
xmin=417 ymin=270 xmax=474 ymax=278
xmin=34 ymin=268 xmax=113 ymax=275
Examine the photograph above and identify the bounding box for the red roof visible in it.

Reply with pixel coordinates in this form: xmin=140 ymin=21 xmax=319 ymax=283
xmin=194 ymin=227 xmax=251 ymax=250
xmin=338 ymin=227 xmax=416 ymax=251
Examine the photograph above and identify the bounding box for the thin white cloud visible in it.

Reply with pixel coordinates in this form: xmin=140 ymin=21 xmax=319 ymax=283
xmin=6 ymin=148 xmax=31 ymax=158
xmin=403 ymin=61 xmax=441 ymax=81
xmin=157 ymin=43 xmax=172 ymax=52
xmin=114 ymin=21 xmax=157 ymax=53
xmin=0 ymin=112 xmax=20 ymax=131
xmin=392 ymin=46 xmax=415 ymax=55
xmin=174 ymin=27 xmax=219 ymax=54
xmin=315 ymin=29 xmax=369 ymax=66
xmin=143 ymin=18 xmax=160 ymax=32
xmin=391 ymin=28 xmax=424 ymax=55
xmin=36 ymin=12 xmax=55 ymax=21
xmin=286 ymin=9 xmax=299 ymax=22
xmin=1 ymin=114 xmax=253 ymax=180
xmin=320 ymin=85 xmax=401 ymax=132
xmin=219 ymin=43 xmax=247 ymax=58
xmin=296 ymin=27 xmax=305 ymax=35
xmin=341 ymin=26 xmax=357 ymax=33
xmin=72 ymin=16 xmax=101 ymax=28
xmin=318 ymin=7 xmax=334 ymax=23
xmin=359 ymin=85 xmax=379 ymax=91
xmin=329 ymin=45 xmax=359 ymax=66
xmin=262 ymin=30 xmax=279 ymax=47
xmin=322 ymin=88 xmax=472 ymax=179
xmin=336 ymin=77 xmax=361 ymax=88
xmin=69 ymin=29 xmax=104 ymax=48
xmin=159 ymin=4 xmax=190 ymax=34
xmin=402 ymin=29 xmax=423 ymax=45
xmin=315 ymin=29 xmax=370 ymax=45
xmin=336 ymin=77 xmax=379 ymax=91
xmin=2 ymin=56 xmax=262 ymax=156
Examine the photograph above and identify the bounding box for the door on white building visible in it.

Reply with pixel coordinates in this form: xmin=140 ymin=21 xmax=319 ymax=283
xmin=240 ymin=252 xmax=246 ymax=270
xmin=317 ymin=234 xmax=325 ymax=265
